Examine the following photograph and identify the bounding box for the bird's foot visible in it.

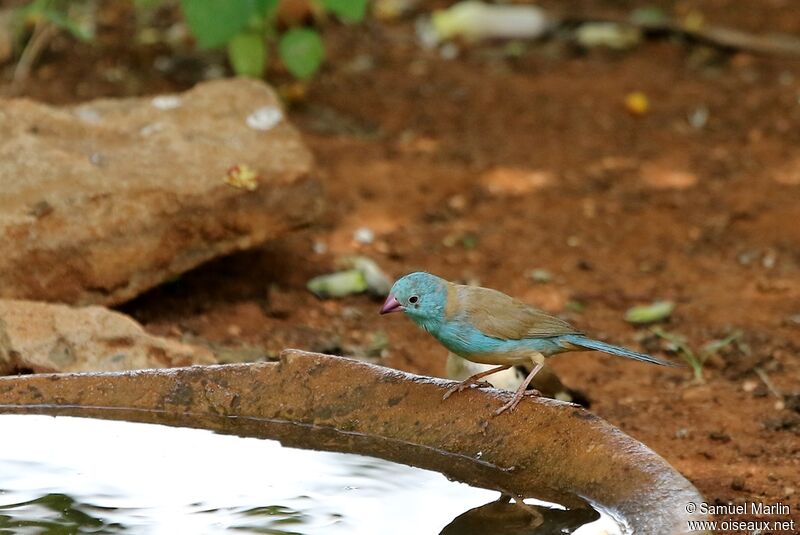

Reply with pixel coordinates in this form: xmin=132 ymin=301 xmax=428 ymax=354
xmin=494 ymin=396 xmax=522 ymax=416
xmin=442 ymin=383 xmax=463 ymax=400
xmin=442 ymin=380 xmax=493 ymax=400
xmin=494 ymin=389 xmax=543 ymax=415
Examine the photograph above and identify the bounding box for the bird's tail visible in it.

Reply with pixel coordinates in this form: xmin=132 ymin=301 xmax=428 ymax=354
xmin=562 ymin=334 xmax=681 ymax=367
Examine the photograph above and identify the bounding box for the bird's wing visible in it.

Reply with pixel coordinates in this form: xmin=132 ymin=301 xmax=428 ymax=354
xmin=455 ymin=284 xmax=581 ymax=340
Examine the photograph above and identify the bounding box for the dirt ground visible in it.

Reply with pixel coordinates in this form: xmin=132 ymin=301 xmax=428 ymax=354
xmin=3 ymin=0 xmax=799 ymax=528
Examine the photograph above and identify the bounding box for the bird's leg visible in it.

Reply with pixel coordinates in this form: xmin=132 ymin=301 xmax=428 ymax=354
xmin=493 ymin=493 xmax=512 ymax=504
xmin=442 ymin=364 xmax=511 ymax=400
xmin=511 ymin=496 xmax=545 ymax=528
xmin=494 ymin=362 xmax=544 ymax=416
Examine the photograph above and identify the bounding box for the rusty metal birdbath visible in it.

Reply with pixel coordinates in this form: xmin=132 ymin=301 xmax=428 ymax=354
xmin=0 ymin=350 xmax=709 ymax=533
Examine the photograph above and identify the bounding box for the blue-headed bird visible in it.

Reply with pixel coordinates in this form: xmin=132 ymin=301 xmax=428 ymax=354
xmin=380 ymin=272 xmax=678 ymax=415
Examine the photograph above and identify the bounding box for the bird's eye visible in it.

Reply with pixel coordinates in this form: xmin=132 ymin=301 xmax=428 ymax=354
xmin=408 ymin=295 xmax=419 ymax=304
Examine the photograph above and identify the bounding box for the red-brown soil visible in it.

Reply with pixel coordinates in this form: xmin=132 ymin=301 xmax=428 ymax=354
xmin=3 ymin=0 xmax=799 ymax=528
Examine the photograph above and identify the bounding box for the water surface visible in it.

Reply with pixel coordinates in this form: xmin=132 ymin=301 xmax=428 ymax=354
xmin=0 ymin=415 xmax=619 ymax=534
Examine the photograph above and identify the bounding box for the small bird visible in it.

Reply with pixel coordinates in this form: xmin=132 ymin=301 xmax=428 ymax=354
xmin=380 ymin=272 xmax=679 ymax=415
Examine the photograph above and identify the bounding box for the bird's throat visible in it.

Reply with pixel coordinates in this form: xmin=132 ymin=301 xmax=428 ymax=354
xmin=410 ymin=314 xmax=442 ymax=336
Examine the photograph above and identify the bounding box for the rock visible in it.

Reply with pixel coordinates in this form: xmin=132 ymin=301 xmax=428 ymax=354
xmin=480 ymin=167 xmax=553 ymax=196
xmin=773 ymin=157 xmax=800 ymax=185
xmin=0 ymin=299 xmax=215 ymax=374
xmin=0 ymin=79 xmax=322 ymax=305
xmin=641 ymin=162 xmax=698 ymax=190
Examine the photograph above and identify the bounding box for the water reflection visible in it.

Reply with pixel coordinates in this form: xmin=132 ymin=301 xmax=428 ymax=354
xmin=0 ymin=416 xmax=618 ymax=534
xmin=441 ymin=496 xmax=601 ymax=535
xmin=0 ymin=493 xmax=126 ymax=534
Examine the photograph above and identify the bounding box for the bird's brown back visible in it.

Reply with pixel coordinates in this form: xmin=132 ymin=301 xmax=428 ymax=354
xmin=448 ymin=283 xmax=581 ymax=341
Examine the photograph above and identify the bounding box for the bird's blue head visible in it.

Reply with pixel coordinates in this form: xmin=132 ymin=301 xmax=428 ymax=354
xmin=380 ymin=272 xmax=448 ymax=330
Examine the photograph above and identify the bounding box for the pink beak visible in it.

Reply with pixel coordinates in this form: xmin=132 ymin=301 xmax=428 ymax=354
xmin=380 ymin=294 xmax=403 ymax=315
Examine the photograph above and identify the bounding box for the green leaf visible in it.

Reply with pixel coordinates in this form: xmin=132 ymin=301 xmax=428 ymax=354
xmin=41 ymin=9 xmax=94 ymax=41
xmin=625 ymin=301 xmax=675 ymax=324
xmin=227 ymin=31 xmax=267 ymax=78
xmin=279 ymin=28 xmax=324 ymax=80
xmin=133 ymin=0 xmax=164 ymax=10
xmin=630 ymin=7 xmax=668 ymax=27
xmin=180 ymin=0 xmax=257 ymax=49
xmin=18 ymin=0 xmax=95 ymax=42
xmin=307 ymin=270 xmax=367 ymax=298
xmin=254 ymin=0 xmax=280 ymax=16
xmin=324 ymin=0 xmax=368 ymax=23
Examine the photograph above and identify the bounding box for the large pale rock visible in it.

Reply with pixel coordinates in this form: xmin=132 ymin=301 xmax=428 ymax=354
xmin=0 ymin=299 xmax=215 ymax=374
xmin=0 ymin=79 xmax=322 ymax=305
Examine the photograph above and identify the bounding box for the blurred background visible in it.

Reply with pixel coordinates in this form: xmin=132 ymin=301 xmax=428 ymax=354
xmin=1 ymin=0 xmax=799 ymax=524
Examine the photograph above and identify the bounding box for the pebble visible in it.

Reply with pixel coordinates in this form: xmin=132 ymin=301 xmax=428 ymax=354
xmin=480 ymin=167 xmax=552 ymax=196
xmin=527 ymin=269 xmax=552 ymax=283
xmin=447 ymin=194 xmax=467 ymax=212
xmin=353 ymin=227 xmax=375 ymax=245
xmin=681 ymin=385 xmax=712 ymax=401
xmin=153 ymin=55 xmax=173 ymax=73
xmin=344 ymin=54 xmax=375 ymax=74
xmin=742 ymin=380 xmax=758 ymax=393
xmin=737 ymin=250 xmax=758 ymax=266
xmin=151 ymin=95 xmax=182 ymax=110
xmin=439 ymin=42 xmax=459 ymax=60
xmin=203 ymin=64 xmax=227 ymax=80
xmin=772 ymin=157 xmax=800 ymax=185
xmin=688 ymin=106 xmax=709 ymax=129
xmin=641 ymin=162 xmax=698 ymax=190
xmin=246 ymin=106 xmax=283 ymax=131
xmin=762 ymin=249 xmax=777 ymax=269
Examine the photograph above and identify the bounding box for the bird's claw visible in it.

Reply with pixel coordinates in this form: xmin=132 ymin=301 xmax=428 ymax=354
xmin=494 ymin=389 xmax=543 ymax=415
xmin=442 ymin=380 xmax=493 ymax=400
xmin=494 ymin=397 xmax=521 ymax=416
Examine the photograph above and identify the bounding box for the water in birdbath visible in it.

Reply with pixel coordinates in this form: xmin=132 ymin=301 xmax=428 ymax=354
xmin=0 ymin=415 xmax=621 ymax=534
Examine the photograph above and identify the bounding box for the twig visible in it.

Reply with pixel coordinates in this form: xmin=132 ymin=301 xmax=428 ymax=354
xmin=754 ymin=367 xmax=783 ymax=399
xmin=681 ymin=24 xmax=800 ymax=58
xmin=12 ymin=18 xmax=58 ymax=89
xmin=561 ymin=15 xmax=800 ymax=59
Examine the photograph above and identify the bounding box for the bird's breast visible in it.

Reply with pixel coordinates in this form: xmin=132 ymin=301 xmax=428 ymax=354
xmin=434 ymin=321 xmax=539 ymax=364
xmin=434 ymin=319 xmax=569 ymax=365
